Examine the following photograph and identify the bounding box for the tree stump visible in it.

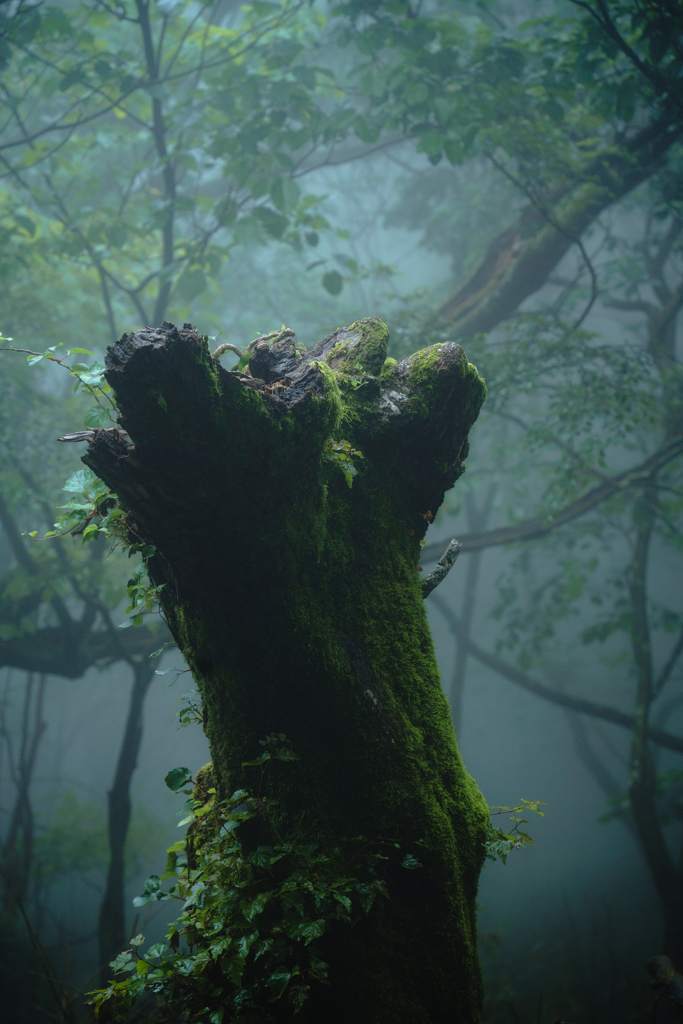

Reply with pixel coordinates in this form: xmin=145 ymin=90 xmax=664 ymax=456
xmin=83 ymin=317 xmax=488 ymax=1023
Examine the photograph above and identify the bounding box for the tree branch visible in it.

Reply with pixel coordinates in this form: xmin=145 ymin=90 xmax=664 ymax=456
xmin=428 ymin=593 xmax=683 ymax=756
xmin=421 ymin=436 xmax=683 ymax=561
xmin=437 ymin=115 xmax=682 ymax=337
xmin=0 ymin=622 xmax=168 ymax=676
xmin=420 ymin=539 xmax=461 ymax=598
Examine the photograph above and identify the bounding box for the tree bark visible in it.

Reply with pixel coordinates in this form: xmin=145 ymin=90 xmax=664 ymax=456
xmin=80 ymin=318 xmax=488 ymax=1023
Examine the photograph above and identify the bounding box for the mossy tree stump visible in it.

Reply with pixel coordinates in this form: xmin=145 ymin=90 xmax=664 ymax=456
xmin=83 ymin=317 xmax=488 ymax=1023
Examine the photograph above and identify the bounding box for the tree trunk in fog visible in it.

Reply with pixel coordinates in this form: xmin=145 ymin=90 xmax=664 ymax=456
xmin=98 ymin=658 xmax=154 ymax=982
xmin=1 ymin=672 xmax=46 ymax=908
xmin=437 ymin=114 xmax=681 ymax=339
xmin=81 ymin=318 xmax=488 ymax=1023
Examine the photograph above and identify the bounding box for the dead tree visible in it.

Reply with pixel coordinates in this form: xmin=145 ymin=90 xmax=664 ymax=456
xmin=79 ymin=316 xmax=488 ymax=1023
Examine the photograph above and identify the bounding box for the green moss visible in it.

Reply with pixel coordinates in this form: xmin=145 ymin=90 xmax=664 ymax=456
xmin=324 ymin=317 xmax=389 ymax=377
xmin=379 ymin=355 xmax=397 ymax=385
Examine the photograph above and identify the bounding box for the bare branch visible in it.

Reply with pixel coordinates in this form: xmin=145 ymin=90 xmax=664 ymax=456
xmin=421 ymin=436 xmax=683 ymax=561
xmin=421 ymin=539 xmax=461 ymax=598
xmin=429 ymin=593 xmax=683 ymax=755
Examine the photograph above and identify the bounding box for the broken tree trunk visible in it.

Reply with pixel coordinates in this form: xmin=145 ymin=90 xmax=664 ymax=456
xmin=81 ymin=317 xmax=488 ymax=1023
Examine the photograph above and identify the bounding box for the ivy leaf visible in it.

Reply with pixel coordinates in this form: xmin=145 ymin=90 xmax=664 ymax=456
xmin=63 ymin=467 xmax=98 ymax=493
xmin=84 ymin=404 xmax=111 ymax=428
xmin=242 ymin=751 xmax=271 ymax=766
xmin=165 ymin=766 xmax=192 ymax=792
xmin=268 ymin=965 xmax=300 ymax=998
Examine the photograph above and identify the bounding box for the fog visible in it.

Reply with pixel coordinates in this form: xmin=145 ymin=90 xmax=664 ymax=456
xmin=1 ymin=2 xmax=681 ymax=1021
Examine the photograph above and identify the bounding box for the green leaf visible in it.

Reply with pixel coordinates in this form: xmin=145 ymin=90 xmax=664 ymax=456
xmin=84 ymin=404 xmax=111 ymax=428
xmin=59 ymin=68 xmax=84 ymax=91
xmin=165 ymin=766 xmax=192 ymax=792
xmin=109 ymin=950 xmax=134 ymax=972
xmin=268 ymin=965 xmax=300 ymax=998
xmin=133 ymin=875 xmax=161 ymax=906
xmin=63 ymin=468 xmax=98 ymax=493
xmin=254 ymin=206 xmax=288 ymax=239
xmin=242 ymin=751 xmax=271 ymax=766
xmin=354 ymin=115 xmax=380 ymax=144
xmin=287 ymin=917 xmax=326 ymax=944
xmin=149 ymin=642 xmax=176 ymax=659
xmin=322 ymin=270 xmax=343 ymax=296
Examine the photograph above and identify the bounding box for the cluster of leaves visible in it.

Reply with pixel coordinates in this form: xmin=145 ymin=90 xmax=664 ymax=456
xmin=89 ymin=736 xmax=404 ymax=1023
xmin=486 ymin=799 xmax=546 ymax=867
xmin=321 ymin=437 xmax=365 ymax=489
xmin=120 ymin=560 xmax=166 ymax=629
xmin=14 ymin=339 xmax=173 ymax=631
xmin=0 ymin=0 xmax=358 ymax=336
xmin=333 ymin=0 xmax=667 ymax=184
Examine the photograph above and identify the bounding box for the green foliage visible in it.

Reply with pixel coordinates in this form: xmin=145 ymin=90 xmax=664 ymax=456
xmin=321 ymin=437 xmax=365 ymax=489
xmin=89 ymin=737 xmax=414 ymax=1023
xmin=333 ymin=0 xmax=668 ymax=189
xmin=485 ymin=800 xmax=546 ymax=867
xmin=12 ymin=340 xmax=171 ymax=631
xmin=0 ymin=0 xmax=358 ymax=336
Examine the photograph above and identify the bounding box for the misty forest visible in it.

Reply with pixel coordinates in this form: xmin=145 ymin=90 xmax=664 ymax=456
xmin=0 ymin=0 xmax=682 ymax=1021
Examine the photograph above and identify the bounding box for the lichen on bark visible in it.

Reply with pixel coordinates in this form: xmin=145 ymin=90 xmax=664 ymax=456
xmin=81 ymin=316 xmax=488 ymax=1023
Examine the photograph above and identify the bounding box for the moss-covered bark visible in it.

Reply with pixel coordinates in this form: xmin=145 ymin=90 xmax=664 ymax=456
xmin=82 ymin=317 xmax=488 ymax=1023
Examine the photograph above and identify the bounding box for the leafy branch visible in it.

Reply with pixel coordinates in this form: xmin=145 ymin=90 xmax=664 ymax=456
xmin=486 ymin=799 xmax=546 ymax=866
xmin=88 ymin=737 xmax=416 ymax=1022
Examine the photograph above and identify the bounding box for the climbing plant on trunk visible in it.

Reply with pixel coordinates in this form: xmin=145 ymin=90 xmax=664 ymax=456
xmin=71 ymin=316 xmax=487 ymax=1022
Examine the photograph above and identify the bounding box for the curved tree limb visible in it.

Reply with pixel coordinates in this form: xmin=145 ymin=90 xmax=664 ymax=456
xmin=437 ymin=115 xmax=682 ymax=337
xmin=421 ymin=435 xmax=683 ymax=562
xmin=429 ymin=593 xmax=683 ymax=756
xmin=0 ymin=622 xmax=168 ymax=676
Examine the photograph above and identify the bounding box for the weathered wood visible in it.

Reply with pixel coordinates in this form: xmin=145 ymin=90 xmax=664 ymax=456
xmin=80 ymin=317 xmax=488 ymax=1023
